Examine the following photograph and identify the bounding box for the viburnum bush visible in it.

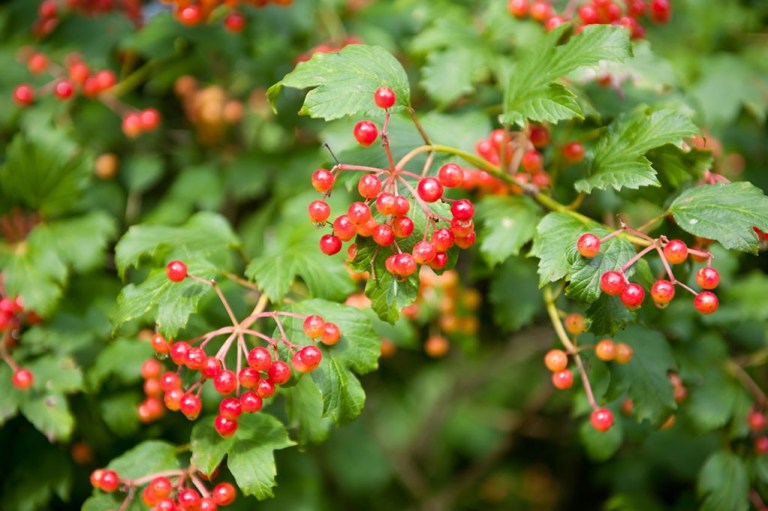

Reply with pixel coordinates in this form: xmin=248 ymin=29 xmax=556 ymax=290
xmin=0 ymin=1 xmax=767 ymax=510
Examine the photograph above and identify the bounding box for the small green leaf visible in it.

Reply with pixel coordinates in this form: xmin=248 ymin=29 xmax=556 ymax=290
xmin=420 ymin=47 xmax=486 ymax=106
xmin=503 ymin=24 xmax=631 ymax=126
xmin=100 ymin=393 xmax=142 ymax=437
xmin=114 ymin=212 xmax=240 ymax=277
xmin=530 ymin=212 xmax=593 ymax=287
xmin=87 ymin=339 xmax=153 ymax=390
xmin=112 ymin=263 xmax=217 ymax=338
xmin=35 ymin=212 xmax=117 ymax=273
xmin=285 ymin=376 xmax=333 ymax=444
xmin=191 ymin=419 xmax=235 ymax=477
xmin=268 ymin=45 xmax=411 ymax=120
xmin=608 ymin=326 xmax=677 ymax=426
xmin=107 ymin=440 xmax=180 ymax=480
xmin=27 ymin=356 xmax=83 ymax=394
xmin=20 ymin=393 xmax=74 ymax=441
xmin=566 ymin=231 xmax=636 ymax=303
xmin=585 ymin=294 xmax=634 ymax=337
xmin=684 ymin=368 xmax=743 ymax=432
xmin=575 ymin=108 xmax=699 ymax=193
xmin=364 ymin=269 xmax=419 ymax=325
xmin=227 ymin=413 xmax=296 ymax=500
xmin=476 ymin=196 xmax=542 ymax=267
xmin=668 ymin=182 xmax=768 ymax=254
xmin=697 ymin=451 xmax=749 ymax=511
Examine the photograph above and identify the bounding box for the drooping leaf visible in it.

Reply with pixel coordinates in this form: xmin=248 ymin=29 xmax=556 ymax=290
xmin=503 ymin=24 xmax=631 ymax=126
xmin=268 ymin=45 xmax=411 ymax=120
xmin=284 ymin=375 xmax=333 ymax=444
xmin=107 ymin=440 xmax=180 ymax=480
xmin=190 ymin=419 xmax=236 ymax=477
xmin=530 ymin=212 xmax=594 ymax=287
xmin=697 ymin=451 xmax=749 ymax=511
xmin=608 ymin=326 xmax=677 ymax=426
xmin=575 ymin=108 xmax=699 ymax=193
xmin=112 ymin=263 xmax=217 ymax=338
xmin=114 ymin=212 xmax=240 ymax=277
xmin=476 ymin=195 xmax=542 ymax=267
xmin=668 ymin=182 xmax=768 ymax=254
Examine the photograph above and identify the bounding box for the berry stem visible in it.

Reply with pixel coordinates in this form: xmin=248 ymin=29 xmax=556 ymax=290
xmin=727 ymin=359 xmax=768 ymax=409
xmin=395 ymin=175 xmax=450 ymax=224
xmin=214 ymin=332 xmax=239 ymax=362
xmin=544 ymin=286 xmax=598 ymax=410
xmin=619 ymin=242 xmax=659 ymax=273
xmin=407 ymin=106 xmax=432 ymax=145
xmin=187 ymin=274 xmax=240 ymax=327
xmin=333 ymin=163 xmax=388 ymax=175
xmin=0 ymin=339 xmax=19 ymax=372
xmin=381 ymin=111 xmax=398 ymax=173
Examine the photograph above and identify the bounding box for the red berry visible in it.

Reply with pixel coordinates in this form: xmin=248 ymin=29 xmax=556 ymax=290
xmin=99 ymin=469 xmax=120 ymax=492
xmin=170 ymin=341 xmax=191 ymax=365
xmin=749 ymin=410 xmax=767 ymax=432
xmin=756 ymin=436 xmax=768 ymax=455
xmin=529 ymin=125 xmax=549 ymax=148
xmin=429 ymin=252 xmax=448 ymax=270
xmin=180 ymin=393 xmax=202 ymax=420
xmin=412 ymin=240 xmax=437 ymax=264
xmin=149 ymin=476 xmax=173 ymax=499
xmin=238 ymin=367 xmax=260 ymax=388
xmin=521 ymin=150 xmax=543 ymax=172
xmin=663 ymin=239 xmax=688 ymax=265
xmin=578 ymin=4 xmax=600 ymax=24
xmin=347 ymin=202 xmax=372 ymax=225
xmin=160 ymin=371 xmax=182 ymax=391
xmin=291 ymin=350 xmax=309 ymax=373
xmin=308 ymin=200 xmax=331 ymax=223
xmin=27 ymin=53 xmax=48 ymax=74
xmin=13 ymin=84 xmax=35 ymax=106
xmin=577 ymin=233 xmax=601 ymax=258
xmin=417 ymin=177 xmax=444 ymax=203
xmin=212 ymin=482 xmax=237 ymax=506
xmin=528 ymin=0 xmax=553 ymax=21
xmin=391 ymin=253 xmax=417 ymax=277
xmin=600 ymin=271 xmax=626 ymax=296
xmin=333 ymin=215 xmax=357 ymax=241
xmin=256 ymin=378 xmax=275 ymax=398
xmin=507 ymin=0 xmax=528 ymax=17
xmin=455 ymin=232 xmax=476 ymax=249
xmin=178 ymin=488 xmax=202 ymax=510
xmin=353 ymin=120 xmax=379 ymax=146
xmin=177 ymin=5 xmax=203 ymax=25
xmin=438 ymin=163 xmax=464 ymax=188
xmin=564 ymin=313 xmax=587 ymax=335
xmin=199 ymin=497 xmax=218 ymax=511
xmin=394 ymin=195 xmax=411 ymax=215
xmin=185 ymin=347 xmax=206 ymax=371
xmin=11 ymin=368 xmax=34 ymax=390
xmin=311 ymin=169 xmax=334 ymax=193
xmin=595 ymin=339 xmax=617 ymax=361
xmin=140 ymin=108 xmax=161 ymax=131
xmin=151 ymin=333 xmax=169 ymax=354
xmin=247 ymin=346 xmax=272 ymax=371
xmin=321 ymin=322 xmax=341 ymax=346
xmin=219 ymin=395 xmax=243 ymax=420
xmin=300 ymin=345 xmax=323 ymax=369
xmin=695 ymin=267 xmax=720 ymax=290
xmin=650 ymin=0 xmax=671 ymax=23
xmin=375 ymin=192 xmax=398 ymax=215
xmin=563 ymin=141 xmax=585 ymax=163
xmin=544 ymin=349 xmax=568 ymax=372
xmin=621 ymin=283 xmax=645 ymax=310
xmin=451 ymin=199 xmax=474 ymax=221
xmin=303 ymin=315 xmax=325 ymax=339
xmin=591 ymin=408 xmax=614 ymax=432
xmin=319 ymin=234 xmax=342 ymax=255
xmin=431 ymin=228 xmax=455 ymax=252
xmin=372 ymin=224 xmax=395 ymax=246
xmin=140 ymin=359 xmax=163 ymax=380
xmin=240 ymin=390 xmax=263 ymax=413
xmin=203 ymin=357 xmax=223 ymax=380
xmin=215 ymin=412 xmax=240 ymax=437
xmin=357 ymin=174 xmax=382 ymax=199
xmin=373 ymin=86 xmax=396 ymax=109
xmin=122 ymin=112 xmax=143 ymax=138
xmin=224 ymin=11 xmax=246 ymax=32
xmin=268 ymin=361 xmax=291 ymax=385
xmin=166 ymin=260 xmax=188 ymax=282
xmin=615 ymin=342 xmax=634 ymax=364
xmin=551 ymin=369 xmax=573 ymax=390
xmin=164 ymin=388 xmax=184 ymax=411
xmin=694 ymin=291 xmax=718 ymax=315
xmin=650 ymin=279 xmax=675 ymax=307
xmin=94 ymin=70 xmax=117 ymax=92
xmin=214 ymin=369 xmax=237 ymax=395
xmin=39 ymin=0 xmax=57 ymax=17
xmin=392 ymin=216 xmax=414 ymax=238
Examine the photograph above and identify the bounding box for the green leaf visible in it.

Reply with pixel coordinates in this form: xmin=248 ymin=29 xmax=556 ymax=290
xmin=668 ymin=182 xmax=768 ymax=254
xmin=112 ymin=263 xmax=217 ymax=338
xmin=27 ymin=356 xmax=83 ymax=394
xmin=100 ymin=393 xmax=141 ymax=437
xmin=20 ymin=393 xmax=74 ymax=441
xmin=364 ymin=269 xmax=419 ymax=324
xmin=312 ymin=357 xmax=366 ymax=426
xmin=488 ymin=256 xmax=543 ymax=331
xmin=87 ymin=339 xmax=153 ymax=390
xmin=107 ymin=440 xmax=180 ymax=480
xmin=530 ymin=212 xmax=593 ymax=287
xmin=697 ymin=451 xmax=749 ymax=511
xmin=421 ymin=47 xmax=486 ymax=106
xmin=585 ymin=294 xmax=634 ymax=337
xmin=476 ymin=196 xmax=542 ymax=266
xmin=609 ymin=326 xmax=677 ymax=426
xmin=566 ymin=230 xmax=636 ymax=304
xmin=503 ymin=24 xmax=631 ymax=126
xmin=579 ymin=412 xmax=623 ymax=461
xmin=227 ymin=413 xmax=296 ymax=500
xmin=36 ymin=212 xmax=117 ymax=273
xmin=285 ymin=376 xmax=333 ymax=444
xmin=575 ymin=108 xmax=699 ymax=193
xmin=648 ymin=146 xmax=711 ymax=188
xmin=191 ymin=419 xmax=235 ymax=477
xmin=0 ymin=364 xmax=23 ymax=424
xmin=684 ymin=368 xmax=743 ymax=432
xmin=268 ymin=45 xmax=411 ymax=120
xmin=114 ymin=212 xmax=240 ymax=277
xmin=0 ymin=131 xmax=89 ymax=216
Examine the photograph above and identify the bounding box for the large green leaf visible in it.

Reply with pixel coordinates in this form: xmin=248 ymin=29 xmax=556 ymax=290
xmin=268 ymin=45 xmax=411 ymax=120
xmin=20 ymin=394 xmax=74 ymax=442
xmin=107 ymin=440 xmax=179 ymax=480
xmin=476 ymin=195 xmax=542 ymax=267
xmin=503 ymin=24 xmax=631 ymax=126
xmin=35 ymin=212 xmax=117 ymax=273
xmin=284 ymin=375 xmax=333 ymax=444
xmin=585 ymin=294 xmax=634 ymax=337
xmin=608 ymin=326 xmax=677 ymax=426
xmin=114 ymin=212 xmax=240 ymax=277
xmin=530 ymin=212 xmax=593 ymax=287
xmin=668 ymin=182 xmax=768 ymax=254
xmin=697 ymin=451 xmax=749 ymax=511
xmin=575 ymin=108 xmax=699 ymax=193
xmin=421 ymin=47 xmax=488 ymax=106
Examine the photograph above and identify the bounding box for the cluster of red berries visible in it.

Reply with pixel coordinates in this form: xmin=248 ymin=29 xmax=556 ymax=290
xmin=294 ymin=35 xmax=363 ymax=64
xmin=169 ymin=0 xmax=292 ymax=30
xmin=0 ymin=294 xmax=36 ymax=391
xmin=33 ymin=0 xmax=143 ymax=37
xmin=749 ymin=409 xmax=768 ymax=455
xmin=138 ymin=358 xmax=166 ymax=423
xmin=508 ymin=0 xmax=671 ymax=37
xmin=311 ymin=87 xmax=477 ymax=278
xmin=577 ymin=231 xmax=720 ymax=315
xmin=155 ymin=260 xmax=338 ymax=437
xmin=91 ymin=467 xmax=237 ymax=510
xmin=471 ymin=124 xmax=585 ymax=194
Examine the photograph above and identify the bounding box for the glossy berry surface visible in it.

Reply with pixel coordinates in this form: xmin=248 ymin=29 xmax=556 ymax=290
xmin=13 ymin=84 xmax=34 ymax=106
xmin=620 ymin=283 xmax=645 ymax=310
xmin=212 ymin=482 xmax=237 ymax=506
xmin=353 ymin=120 xmax=379 ymax=146
xmin=650 ymin=279 xmax=675 ymax=307
xmin=694 ymin=291 xmax=719 ymax=315
xmin=663 ymin=239 xmax=688 ymax=265
xmin=166 ymin=260 xmax=188 ymax=282
xmin=544 ymin=349 xmax=568 ymax=372
xmin=319 ymin=234 xmax=342 ymax=255
xmin=564 ymin=313 xmax=586 ymax=335
xmin=590 ymin=408 xmax=614 ymax=432
xmin=563 ymin=141 xmax=585 ymax=163
xmin=615 ymin=343 xmax=634 ymax=364
xmin=417 ymin=177 xmax=443 ymax=203
xmin=311 ymin=169 xmax=334 ymax=192
xmin=695 ymin=267 xmax=720 ymax=290
xmin=11 ymin=368 xmax=34 ymax=390
xmin=551 ymin=369 xmax=574 ymax=390
xmin=576 ymin=233 xmax=601 ymax=257
xmin=373 ymin=86 xmax=396 ymax=109
xmin=600 ymin=271 xmax=626 ymax=296
xmin=594 ymin=339 xmax=616 ymax=361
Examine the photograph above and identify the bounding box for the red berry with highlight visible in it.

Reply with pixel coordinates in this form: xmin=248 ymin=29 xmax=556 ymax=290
xmin=99 ymin=470 xmax=120 ymax=492
xmin=212 ymin=482 xmax=237 ymax=506
xmin=373 ymin=86 xmax=396 ymax=109
xmin=353 ymin=120 xmax=379 ymax=146
xmin=695 ymin=267 xmax=720 ymax=290
xmin=268 ymin=361 xmax=291 ymax=385
xmin=544 ymin=349 xmax=568 ymax=372
xmin=392 ymin=216 xmax=414 ymax=238
xmin=214 ymin=370 xmax=237 ymax=395
xmin=600 ymin=271 xmax=626 ymax=296
xmin=591 ymin=408 xmax=614 ymax=432
xmin=563 ymin=141 xmax=585 ymax=163
xmin=11 ymin=368 xmax=34 ymax=390
xmin=311 ymin=169 xmax=334 ymax=193
xmin=372 ymin=224 xmax=395 ymax=246
xmin=438 ymin=163 xmax=464 ymax=188
xmin=166 ymin=260 xmax=187 ymax=282
xmin=321 ymin=322 xmax=341 ymax=346
xmin=663 ymin=240 xmax=688 ymax=265
xmin=54 ymin=80 xmax=74 ymax=100
xmin=621 ymin=283 xmax=645 ymax=310
xmin=417 ymin=178 xmax=443 ymax=203
xmin=651 ymin=279 xmax=675 ymax=307
xmin=577 ymin=233 xmax=601 ymax=258
xmin=358 ymin=174 xmax=382 ymax=199
xmin=552 ymin=369 xmax=573 ymax=390
xmin=13 ymin=84 xmax=35 ymax=106
xmin=308 ymin=200 xmax=331 ymax=223
xmin=694 ymin=291 xmax=719 ymax=315
xmin=180 ymin=393 xmax=202 ymax=420
xmin=412 ymin=241 xmax=437 ymax=264
xmin=319 ymin=234 xmax=342 ymax=255
xmin=240 ymin=391 xmax=263 ymax=413
xmin=214 ymin=415 xmax=239 ymax=437
xmin=451 ymin=199 xmax=474 ymax=221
